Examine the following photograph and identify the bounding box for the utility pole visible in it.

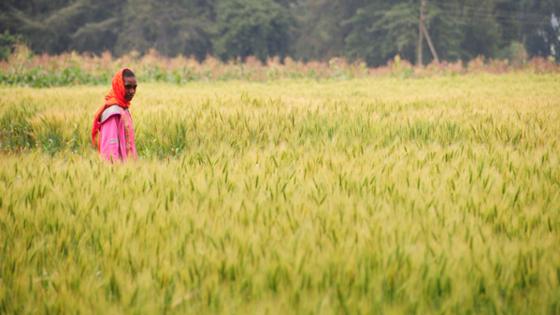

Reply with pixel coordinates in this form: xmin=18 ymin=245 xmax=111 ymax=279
xmin=417 ymin=0 xmax=425 ymax=66
xmin=417 ymin=0 xmax=440 ymax=65
xmin=422 ymin=22 xmax=440 ymax=63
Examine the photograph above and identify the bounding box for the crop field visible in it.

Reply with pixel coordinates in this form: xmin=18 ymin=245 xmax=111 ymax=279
xmin=1 ymin=74 xmax=559 ymax=314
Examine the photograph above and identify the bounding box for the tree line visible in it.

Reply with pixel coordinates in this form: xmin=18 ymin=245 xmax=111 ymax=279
xmin=1 ymin=0 xmax=559 ymax=66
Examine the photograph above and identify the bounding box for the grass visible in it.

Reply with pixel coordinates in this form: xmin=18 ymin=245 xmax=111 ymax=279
xmin=0 ymin=74 xmax=559 ymax=314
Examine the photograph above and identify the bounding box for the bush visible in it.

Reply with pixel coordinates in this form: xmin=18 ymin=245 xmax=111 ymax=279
xmin=0 ymin=31 xmax=22 ymax=61
xmin=498 ymin=41 xmax=528 ymax=67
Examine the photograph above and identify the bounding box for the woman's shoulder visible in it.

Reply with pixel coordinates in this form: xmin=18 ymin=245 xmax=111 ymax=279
xmin=100 ymin=105 xmax=123 ymax=123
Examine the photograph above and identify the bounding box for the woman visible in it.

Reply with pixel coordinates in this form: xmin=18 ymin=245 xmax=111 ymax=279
xmin=91 ymin=68 xmax=138 ymax=161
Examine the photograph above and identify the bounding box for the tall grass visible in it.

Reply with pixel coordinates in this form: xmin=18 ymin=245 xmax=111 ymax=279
xmin=0 ymin=74 xmax=559 ymax=314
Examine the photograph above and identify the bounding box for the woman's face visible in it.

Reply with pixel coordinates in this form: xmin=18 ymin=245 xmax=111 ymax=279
xmin=124 ymin=76 xmax=137 ymax=101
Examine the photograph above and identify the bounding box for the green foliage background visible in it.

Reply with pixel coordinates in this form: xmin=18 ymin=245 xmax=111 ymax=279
xmin=1 ymin=0 xmax=559 ymax=65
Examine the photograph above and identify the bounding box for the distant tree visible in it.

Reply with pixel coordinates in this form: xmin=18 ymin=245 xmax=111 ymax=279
xmin=424 ymin=0 xmax=463 ymax=61
xmin=0 ymin=0 xmax=214 ymax=59
xmin=0 ymin=0 xmax=95 ymax=54
xmin=0 ymin=0 xmax=558 ymax=63
xmin=343 ymin=0 xmax=517 ymax=65
xmin=343 ymin=1 xmax=420 ymax=66
xmin=213 ymin=0 xmax=292 ymax=62
xmin=452 ymin=0 xmax=502 ymax=60
xmin=513 ymin=0 xmax=560 ymax=60
xmin=290 ymin=0 xmax=359 ymax=61
xmin=67 ymin=0 xmax=124 ymax=54
xmin=115 ymin=0 xmax=215 ymax=59
xmin=431 ymin=0 xmax=558 ymax=61
xmin=0 ymin=31 xmax=22 ymax=60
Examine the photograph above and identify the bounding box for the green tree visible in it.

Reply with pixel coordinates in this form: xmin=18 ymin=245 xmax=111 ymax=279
xmin=115 ymin=0 xmax=214 ymax=59
xmin=511 ymin=0 xmax=560 ymax=60
xmin=0 ymin=0 xmax=214 ymax=59
xmin=0 ymin=0 xmax=95 ymax=54
xmin=343 ymin=0 xmax=511 ymax=65
xmin=344 ymin=1 xmax=422 ymax=66
xmin=0 ymin=31 xmax=22 ymax=60
xmin=213 ymin=0 xmax=292 ymax=62
xmin=436 ymin=0 xmax=502 ymax=60
xmin=0 ymin=0 xmax=558 ymax=63
xmin=290 ymin=0 xmax=360 ymax=61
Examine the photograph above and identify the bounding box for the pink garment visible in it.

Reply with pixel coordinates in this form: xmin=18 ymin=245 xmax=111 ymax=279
xmin=99 ymin=107 xmax=137 ymax=162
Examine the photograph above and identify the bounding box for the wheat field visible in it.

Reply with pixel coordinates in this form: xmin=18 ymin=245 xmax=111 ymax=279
xmin=1 ymin=74 xmax=559 ymax=314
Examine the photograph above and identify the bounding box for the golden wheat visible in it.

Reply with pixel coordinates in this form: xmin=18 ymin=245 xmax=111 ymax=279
xmin=1 ymin=74 xmax=559 ymax=314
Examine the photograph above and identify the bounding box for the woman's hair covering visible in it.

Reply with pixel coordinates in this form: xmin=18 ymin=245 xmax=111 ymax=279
xmin=91 ymin=67 xmax=134 ymax=148
xmin=123 ymin=68 xmax=135 ymax=78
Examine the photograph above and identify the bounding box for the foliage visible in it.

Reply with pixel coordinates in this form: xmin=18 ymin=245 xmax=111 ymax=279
xmin=290 ymin=0 xmax=359 ymax=61
xmin=116 ymin=0 xmax=215 ymax=60
xmin=0 ymin=0 xmax=558 ymax=64
xmin=213 ymin=0 xmax=292 ymax=62
xmin=0 ymin=31 xmax=21 ymax=60
xmin=344 ymin=1 xmax=420 ymax=66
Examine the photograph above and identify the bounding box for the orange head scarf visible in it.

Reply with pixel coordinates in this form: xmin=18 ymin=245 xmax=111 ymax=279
xmin=91 ymin=67 xmax=133 ymax=148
